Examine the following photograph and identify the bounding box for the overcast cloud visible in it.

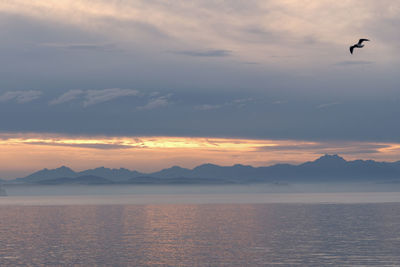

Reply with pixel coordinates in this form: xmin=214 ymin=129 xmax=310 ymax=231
xmin=0 ymin=1 xmax=400 ymax=142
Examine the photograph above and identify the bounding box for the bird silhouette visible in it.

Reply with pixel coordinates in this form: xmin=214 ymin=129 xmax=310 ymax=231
xmin=350 ymin=39 xmax=369 ymax=54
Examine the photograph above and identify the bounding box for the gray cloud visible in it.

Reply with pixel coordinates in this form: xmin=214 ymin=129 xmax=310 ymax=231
xmin=338 ymin=149 xmax=384 ymax=155
xmin=49 ymin=90 xmax=84 ymax=105
xmin=232 ymin=98 xmax=253 ymax=106
xmin=0 ymin=90 xmax=42 ymax=103
xmin=170 ymin=49 xmax=232 ymax=57
xmin=41 ymin=43 xmax=117 ymax=51
xmin=195 ymin=104 xmax=224 ymax=111
xmin=258 ymin=143 xmax=389 ymax=155
xmin=272 ymin=100 xmax=288 ymax=105
xmin=316 ymin=102 xmax=340 ymax=109
xmin=237 ymin=25 xmax=321 ymax=47
xmin=50 ymin=89 xmax=140 ymax=106
xmin=83 ymin=88 xmax=139 ymax=107
xmin=195 ymin=98 xmax=253 ymax=111
xmin=137 ymin=95 xmax=170 ymax=110
xmin=2 ymin=1 xmax=400 ymax=144
xmin=335 ymin=61 xmax=375 ymax=66
xmin=98 ymin=17 xmax=170 ymax=40
xmin=239 ymin=25 xmax=288 ymax=44
xmin=240 ymin=61 xmax=261 ymax=65
xmin=24 ymin=141 xmax=135 ymax=150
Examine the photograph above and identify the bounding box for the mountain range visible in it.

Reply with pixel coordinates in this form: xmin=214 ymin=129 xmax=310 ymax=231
xmin=10 ymin=154 xmax=400 ymax=185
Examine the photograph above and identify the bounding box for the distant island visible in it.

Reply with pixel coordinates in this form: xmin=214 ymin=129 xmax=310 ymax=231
xmin=4 ymin=154 xmax=400 ymax=185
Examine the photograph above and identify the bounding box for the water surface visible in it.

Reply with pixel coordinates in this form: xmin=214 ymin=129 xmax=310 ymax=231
xmin=1 ymin=201 xmax=400 ymax=266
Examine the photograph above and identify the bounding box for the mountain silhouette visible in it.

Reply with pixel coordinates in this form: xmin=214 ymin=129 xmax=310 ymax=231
xmin=17 ymin=166 xmax=76 ymax=182
xmin=36 ymin=175 xmax=113 ymax=185
xmin=150 ymin=166 xmax=192 ymax=179
xmin=13 ymin=154 xmax=400 ymax=184
xmin=17 ymin=166 xmax=145 ymax=183
xmin=78 ymin=167 xmax=142 ymax=181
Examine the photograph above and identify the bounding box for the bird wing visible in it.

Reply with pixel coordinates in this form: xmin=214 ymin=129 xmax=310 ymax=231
xmin=358 ymin=38 xmax=370 ymax=45
xmin=349 ymin=45 xmax=355 ymax=54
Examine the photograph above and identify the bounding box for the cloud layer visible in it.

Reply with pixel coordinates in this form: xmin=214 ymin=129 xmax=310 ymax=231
xmin=1 ymin=0 xmax=400 ymax=144
xmin=137 ymin=95 xmax=170 ymax=110
xmin=2 ymin=0 xmax=399 ymax=64
xmin=83 ymin=88 xmax=139 ymax=107
xmin=49 ymin=89 xmax=139 ymax=107
xmin=0 ymin=90 xmax=42 ymax=103
xmin=170 ymin=50 xmax=232 ymax=57
xmin=49 ymin=90 xmax=84 ymax=105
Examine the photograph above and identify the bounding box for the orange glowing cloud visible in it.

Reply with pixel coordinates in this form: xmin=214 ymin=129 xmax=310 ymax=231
xmin=1 ymin=133 xmax=400 ymax=179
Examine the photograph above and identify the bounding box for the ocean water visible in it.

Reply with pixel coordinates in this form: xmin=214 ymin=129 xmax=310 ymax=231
xmin=1 ymin=194 xmax=400 ymax=266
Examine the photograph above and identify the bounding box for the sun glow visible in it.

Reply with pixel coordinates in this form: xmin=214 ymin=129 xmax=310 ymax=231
xmin=1 ymin=133 xmax=400 ymax=179
xmin=0 ymin=134 xmax=300 ymax=151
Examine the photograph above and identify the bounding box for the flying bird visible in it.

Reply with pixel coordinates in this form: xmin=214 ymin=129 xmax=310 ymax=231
xmin=350 ymin=39 xmax=369 ymax=54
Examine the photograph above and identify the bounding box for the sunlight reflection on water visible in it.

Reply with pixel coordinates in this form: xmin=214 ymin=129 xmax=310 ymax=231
xmin=1 ymin=202 xmax=400 ymax=266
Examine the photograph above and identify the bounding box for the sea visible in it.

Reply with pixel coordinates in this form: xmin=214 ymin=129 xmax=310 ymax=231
xmin=1 ymin=184 xmax=400 ymax=266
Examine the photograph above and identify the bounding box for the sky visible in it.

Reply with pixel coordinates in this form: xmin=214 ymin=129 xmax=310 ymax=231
xmin=1 ymin=1 xmax=400 ymax=178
